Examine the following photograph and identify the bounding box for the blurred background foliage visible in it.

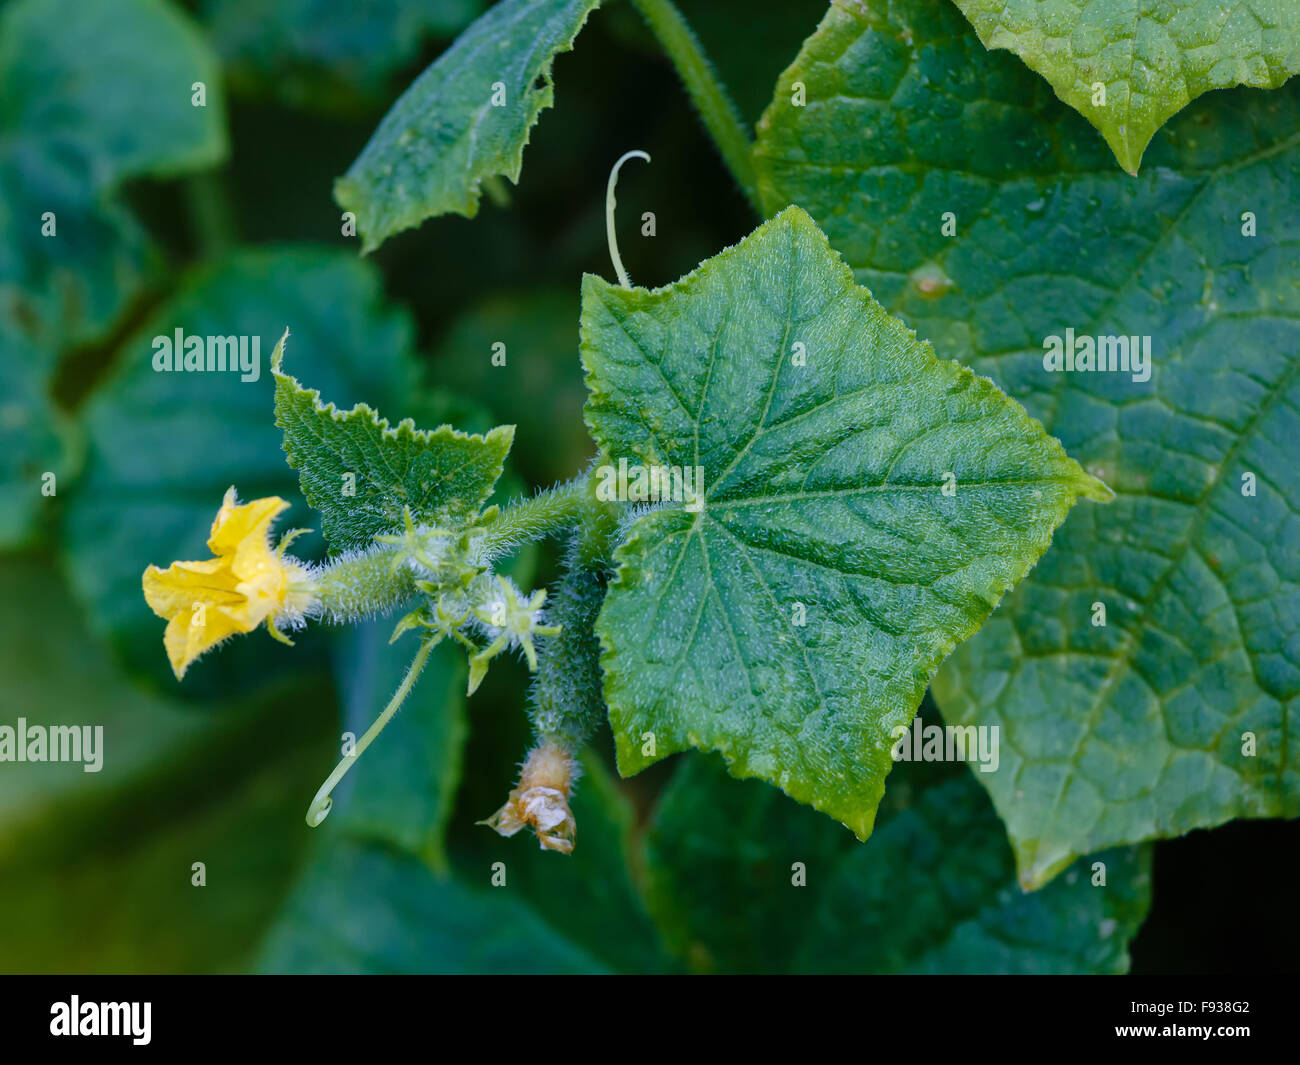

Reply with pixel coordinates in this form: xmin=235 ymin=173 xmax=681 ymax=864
xmin=1 ymin=0 xmax=1295 ymax=973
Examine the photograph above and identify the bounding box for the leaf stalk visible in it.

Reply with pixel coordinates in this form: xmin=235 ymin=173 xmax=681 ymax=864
xmin=630 ymin=0 xmax=762 ymax=214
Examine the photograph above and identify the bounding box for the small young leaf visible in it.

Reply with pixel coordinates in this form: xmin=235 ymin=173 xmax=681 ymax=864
xmin=583 ymin=205 xmax=1108 ymax=840
xmin=334 ymin=0 xmax=602 ymax=251
xmin=951 ymin=0 xmax=1300 ymax=174
xmin=273 ymin=336 xmax=514 ymax=554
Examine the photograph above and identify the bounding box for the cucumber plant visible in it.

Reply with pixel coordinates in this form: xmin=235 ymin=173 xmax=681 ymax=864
xmin=9 ymin=0 xmax=1287 ymax=974
xmin=142 ymin=0 xmax=1122 ymax=861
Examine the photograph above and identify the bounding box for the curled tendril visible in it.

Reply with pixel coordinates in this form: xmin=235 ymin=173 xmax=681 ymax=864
xmin=605 ymin=149 xmax=650 ymax=289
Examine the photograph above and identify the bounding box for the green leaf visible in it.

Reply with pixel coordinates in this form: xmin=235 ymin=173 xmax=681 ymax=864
xmin=0 ymin=0 xmax=228 ymax=542
xmin=335 ymin=0 xmax=603 ymax=251
xmin=61 ymin=248 xmax=422 ymax=691
xmin=329 ymin=619 xmax=468 ymax=871
xmin=582 ymin=205 xmax=1108 ymax=840
xmin=0 ymin=0 xmax=228 ymax=544
xmin=950 ymin=0 xmax=1300 ymax=174
xmin=754 ymin=0 xmax=1300 ymax=886
xmin=0 ymin=0 xmax=227 ymax=188
xmin=273 ymin=336 xmax=513 ymax=553
xmin=0 ymin=321 xmax=79 ymax=550
xmin=0 ymin=148 xmax=157 ymax=352
xmin=257 ymin=835 xmax=605 ymax=973
xmin=202 ymin=0 xmax=484 ymax=111
xmin=0 ymin=558 xmax=337 ymax=973
xmin=645 ymin=752 xmax=1152 ymax=973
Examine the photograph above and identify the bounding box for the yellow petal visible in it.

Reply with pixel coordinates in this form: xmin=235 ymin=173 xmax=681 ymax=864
xmin=208 ymin=486 xmax=239 ymax=541
xmin=208 ymin=493 xmax=289 ymax=556
xmin=144 ymin=488 xmax=304 ymax=680
xmin=230 ymin=522 xmax=284 ymax=583
xmin=142 ymin=559 xmax=241 ymax=621
xmin=163 ymin=601 xmax=245 ymax=680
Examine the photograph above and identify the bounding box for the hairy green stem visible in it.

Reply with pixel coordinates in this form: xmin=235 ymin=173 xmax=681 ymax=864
xmin=313 ymin=476 xmax=598 ymax=621
xmin=477 ymin=474 xmax=593 ymax=558
xmin=527 ymin=497 xmax=621 ymax=752
xmin=630 ymin=0 xmax=761 ymax=215
xmin=312 ymin=548 xmax=418 ymax=622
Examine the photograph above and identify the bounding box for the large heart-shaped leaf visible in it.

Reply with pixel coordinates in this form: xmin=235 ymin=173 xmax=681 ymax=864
xmin=583 ymin=205 xmax=1108 ymax=839
xmin=754 ymin=0 xmax=1300 ymax=887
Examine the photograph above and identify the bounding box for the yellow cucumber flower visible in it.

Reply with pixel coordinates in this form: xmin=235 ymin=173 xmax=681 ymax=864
xmin=142 ymin=487 xmax=317 ymax=679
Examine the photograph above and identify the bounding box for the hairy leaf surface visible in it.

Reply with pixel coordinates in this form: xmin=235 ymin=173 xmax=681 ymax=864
xmin=583 ymin=206 xmax=1108 ymax=839
xmin=273 ymin=338 xmax=512 ymax=554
